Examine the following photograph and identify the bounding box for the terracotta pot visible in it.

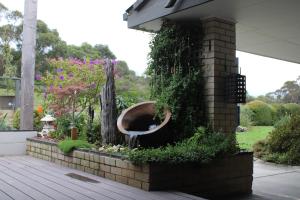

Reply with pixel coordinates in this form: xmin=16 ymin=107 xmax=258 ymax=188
xmin=71 ymin=127 xmax=78 ymax=140
xmin=117 ymin=101 xmax=172 ymax=148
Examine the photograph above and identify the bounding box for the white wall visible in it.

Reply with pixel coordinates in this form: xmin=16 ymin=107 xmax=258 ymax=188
xmin=0 ymin=131 xmax=37 ymax=156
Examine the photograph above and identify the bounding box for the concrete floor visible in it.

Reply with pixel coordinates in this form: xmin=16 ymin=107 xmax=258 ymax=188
xmin=229 ymin=159 xmax=300 ymax=200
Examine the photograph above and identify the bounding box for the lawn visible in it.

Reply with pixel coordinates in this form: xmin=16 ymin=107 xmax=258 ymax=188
xmin=237 ymin=126 xmax=273 ymax=151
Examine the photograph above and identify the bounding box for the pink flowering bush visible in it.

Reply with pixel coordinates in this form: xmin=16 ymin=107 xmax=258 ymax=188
xmin=41 ymin=58 xmax=106 ymax=119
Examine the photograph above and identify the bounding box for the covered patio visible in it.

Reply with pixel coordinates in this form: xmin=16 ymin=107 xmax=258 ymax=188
xmin=0 ymin=156 xmax=299 ymax=200
xmin=1 ymin=0 xmax=300 ymax=199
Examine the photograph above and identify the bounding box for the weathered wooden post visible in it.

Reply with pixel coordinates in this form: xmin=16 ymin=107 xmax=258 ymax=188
xmin=20 ymin=0 xmax=38 ymax=130
xmin=100 ymin=60 xmax=118 ymax=145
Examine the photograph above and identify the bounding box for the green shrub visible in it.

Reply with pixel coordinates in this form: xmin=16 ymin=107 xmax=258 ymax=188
xmin=253 ymin=139 xmax=268 ymax=158
xmin=128 ymin=127 xmax=239 ymax=165
xmin=58 ymin=139 xmax=93 ymax=154
xmin=273 ymin=115 xmax=290 ymax=128
xmin=239 ymin=105 xmax=254 ymax=127
xmin=12 ymin=110 xmax=20 ymax=129
xmin=13 ymin=109 xmax=43 ymax=130
xmin=271 ymin=104 xmax=287 ymax=123
xmin=253 ymin=114 xmax=300 ymax=165
xmin=246 ymin=100 xmax=274 ymax=126
xmin=0 ymin=113 xmax=12 ymax=130
xmin=116 ymin=95 xmax=136 ymax=115
xmin=283 ymin=103 xmax=300 ymax=116
xmin=55 ymin=114 xmax=87 ymax=138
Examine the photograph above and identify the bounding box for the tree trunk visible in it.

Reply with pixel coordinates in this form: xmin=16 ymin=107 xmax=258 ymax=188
xmin=20 ymin=0 xmax=38 ymax=130
xmin=100 ymin=60 xmax=117 ymax=145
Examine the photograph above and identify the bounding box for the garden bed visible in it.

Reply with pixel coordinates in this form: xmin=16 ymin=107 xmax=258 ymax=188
xmin=26 ymin=138 xmax=253 ymax=198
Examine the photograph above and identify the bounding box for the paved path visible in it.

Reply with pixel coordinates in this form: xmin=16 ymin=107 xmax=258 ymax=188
xmin=228 ymin=159 xmax=300 ymax=200
xmin=0 ymin=156 xmax=204 ymax=200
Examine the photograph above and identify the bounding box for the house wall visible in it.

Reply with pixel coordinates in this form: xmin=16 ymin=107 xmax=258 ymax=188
xmin=0 ymin=131 xmax=37 ymax=156
xmin=0 ymin=96 xmax=16 ymax=110
xmin=202 ymin=18 xmax=238 ymax=133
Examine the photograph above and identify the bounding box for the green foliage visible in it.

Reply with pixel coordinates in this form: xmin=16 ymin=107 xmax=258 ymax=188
xmin=2 ymin=44 xmax=15 ymax=77
xmin=12 ymin=109 xmax=20 ymax=129
xmin=254 ymin=115 xmax=300 ymax=165
xmin=246 ymin=100 xmax=274 ymax=126
xmin=116 ymin=95 xmax=134 ymax=115
xmin=54 ymin=114 xmax=87 ymax=139
xmin=115 ymin=60 xmax=150 ymax=112
xmin=283 ymin=103 xmax=300 ymax=116
xmin=12 ymin=109 xmax=43 ymax=131
xmin=271 ymin=103 xmax=287 ymax=123
xmin=87 ymin=119 xmax=101 ymax=145
xmin=148 ymin=21 xmax=204 ymax=138
xmin=240 ymin=106 xmax=254 ymax=127
xmin=94 ymin=44 xmax=116 ymax=59
xmin=0 ymin=113 xmax=12 ymax=130
xmin=58 ymin=139 xmax=93 ymax=154
xmin=0 ymin=6 xmax=22 ymax=76
xmin=269 ymin=103 xmax=300 ymax=125
xmin=128 ymin=127 xmax=239 ymax=165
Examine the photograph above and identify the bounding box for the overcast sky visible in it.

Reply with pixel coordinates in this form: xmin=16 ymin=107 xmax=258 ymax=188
xmin=2 ymin=0 xmax=300 ymax=97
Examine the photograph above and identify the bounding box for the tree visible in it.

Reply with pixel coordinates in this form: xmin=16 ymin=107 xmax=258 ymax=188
xmin=0 ymin=3 xmax=120 ymax=78
xmin=35 ymin=20 xmax=68 ymax=73
xmin=0 ymin=7 xmax=22 ymax=76
xmin=273 ymin=81 xmax=300 ymax=103
xmin=66 ymin=43 xmax=100 ymax=60
xmin=115 ymin=60 xmax=150 ymax=108
xmin=94 ymin=44 xmax=116 ymax=59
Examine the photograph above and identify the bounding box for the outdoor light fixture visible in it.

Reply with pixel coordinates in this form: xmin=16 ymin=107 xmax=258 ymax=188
xmin=40 ymin=114 xmax=56 ymax=137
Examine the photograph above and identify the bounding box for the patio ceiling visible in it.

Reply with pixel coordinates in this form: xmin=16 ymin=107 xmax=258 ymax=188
xmin=125 ymin=0 xmax=300 ymax=64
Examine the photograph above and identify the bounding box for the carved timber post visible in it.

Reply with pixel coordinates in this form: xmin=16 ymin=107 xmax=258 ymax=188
xmin=20 ymin=0 xmax=38 ymax=130
xmin=100 ymin=60 xmax=118 ymax=145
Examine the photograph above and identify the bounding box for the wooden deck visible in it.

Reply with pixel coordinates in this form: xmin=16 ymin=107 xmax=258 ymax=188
xmin=0 ymin=156 xmax=205 ymax=200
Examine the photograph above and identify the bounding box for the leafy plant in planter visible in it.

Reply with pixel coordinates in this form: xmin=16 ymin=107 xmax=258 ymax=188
xmin=52 ymin=114 xmax=87 ymax=139
xmin=58 ymin=139 xmax=93 ymax=154
xmin=128 ymin=127 xmax=239 ymax=165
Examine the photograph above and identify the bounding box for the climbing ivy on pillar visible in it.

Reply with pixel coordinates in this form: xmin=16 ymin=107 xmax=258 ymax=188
xmin=100 ymin=60 xmax=118 ymax=145
xmin=148 ymin=20 xmax=205 ymax=139
xmin=20 ymin=0 xmax=38 ymax=130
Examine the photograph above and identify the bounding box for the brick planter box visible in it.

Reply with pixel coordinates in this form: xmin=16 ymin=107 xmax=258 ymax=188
xmin=26 ymin=138 xmax=253 ymax=198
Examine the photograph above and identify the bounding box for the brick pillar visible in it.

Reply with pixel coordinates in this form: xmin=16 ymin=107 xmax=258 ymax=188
xmin=201 ymin=18 xmax=238 ymax=134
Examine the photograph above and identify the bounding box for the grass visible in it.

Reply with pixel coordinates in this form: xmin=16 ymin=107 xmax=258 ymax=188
xmin=237 ymin=126 xmax=273 ymax=151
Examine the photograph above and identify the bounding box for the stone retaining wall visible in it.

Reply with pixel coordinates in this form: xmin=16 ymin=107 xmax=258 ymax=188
xmin=27 ymin=138 xmax=253 ymax=198
xmin=26 ymin=138 xmax=150 ymax=190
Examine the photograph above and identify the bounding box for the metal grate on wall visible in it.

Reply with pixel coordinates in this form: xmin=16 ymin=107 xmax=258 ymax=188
xmin=226 ymin=74 xmax=246 ymax=103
